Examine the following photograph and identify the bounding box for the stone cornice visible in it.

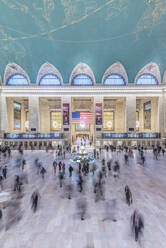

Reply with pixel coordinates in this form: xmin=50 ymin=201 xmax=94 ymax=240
xmin=0 ymin=84 xmax=164 ymax=97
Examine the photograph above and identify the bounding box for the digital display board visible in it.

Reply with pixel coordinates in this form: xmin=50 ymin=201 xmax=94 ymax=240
xmin=102 ymin=133 xmax=160 ymax=139
xmin=4 ymin=133 xmax=64 ymax=139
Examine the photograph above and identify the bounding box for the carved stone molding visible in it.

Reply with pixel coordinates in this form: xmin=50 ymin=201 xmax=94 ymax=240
xmin=69 ymin=62 xmax=96 ymax=85
xmin=4 ymin=63 xmax=30 ymax=85
xmin=37 ymin=62 xmax=63 ymax=85
xmin=102 ymin=62 xmax=128 ymax=84
xmin=134 ymin=62 xmax=161 ymax=84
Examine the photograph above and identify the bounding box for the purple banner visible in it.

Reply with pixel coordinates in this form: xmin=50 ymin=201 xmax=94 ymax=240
xmin=63 ymin=104 xmax=69 ymax=125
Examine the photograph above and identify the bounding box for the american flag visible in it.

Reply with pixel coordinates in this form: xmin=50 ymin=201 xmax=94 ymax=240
xmin=72 ymin=112 xmax=93 ymax=124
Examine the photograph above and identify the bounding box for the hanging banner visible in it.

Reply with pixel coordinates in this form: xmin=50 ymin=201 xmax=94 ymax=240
xmin=96 ymin=103 xmax=102 ymax=125
xmin=63 ymin=103 xmax=69 ymax=125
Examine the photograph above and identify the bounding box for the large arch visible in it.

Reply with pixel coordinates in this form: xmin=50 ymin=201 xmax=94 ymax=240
xmin=135 ymin=62 xmax=161 ymax=85
xmin=102 ymin=62 xmax=128 ymax=85
xmin=37 ymin=62 xmax=63 ymax=86
xmin=70 ymin=62 xmax=95 ymax=86
xmin=4 ymin=63 xmax=30 ymax=85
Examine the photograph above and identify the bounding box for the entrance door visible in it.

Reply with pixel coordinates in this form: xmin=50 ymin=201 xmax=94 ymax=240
xmin=71 ymin=97 xmax=94 ymax=146
xmin=75 ymin=134 xmax=90 ymax=146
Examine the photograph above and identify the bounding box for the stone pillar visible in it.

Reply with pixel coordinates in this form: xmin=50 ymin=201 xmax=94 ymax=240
xmin=163 ymin=91 xmax=166 ymax=137
xmin=94 ymin=96 xmax=103 ymax=147
xmin=62 ymin=96 xmax=71 ymax=146
xmin=125 ymin=95 xmax=136 ymax=132
xmin=0 ymin=96 xmax=8 ymax=134
xmin=28 ymin=96 xmax=39 ymax=132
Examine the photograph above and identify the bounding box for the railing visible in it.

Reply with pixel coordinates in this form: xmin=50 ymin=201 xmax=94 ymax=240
xmin=102 ymin=133 xmax=161 ymax=139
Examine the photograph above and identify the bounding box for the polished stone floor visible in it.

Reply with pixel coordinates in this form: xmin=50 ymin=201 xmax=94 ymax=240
xmin=0 ymin=149 xmax=166 ymax=248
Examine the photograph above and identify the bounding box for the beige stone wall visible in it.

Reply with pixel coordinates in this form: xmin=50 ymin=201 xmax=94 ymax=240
xmin=163 ymin=92 xmax=166 ymax=135
xmin=6 ymin=98 xmax=27 ymax=133
xmin=39 ymin=98 xmax=62 ymax=133
xmin=125 ymin=96 xmax=136 ymax=132
xmin=137 ymin=97 xmax=159 ymax=132
xmin=29 ymin=96 xmax=39 ymax=132
xmin=6 ymin=98 xmax=13 ymax=132
xmin=39 ymin=99 xmax=50 ymax=132
xmin=0 ymin=96 xmax=7 ymax=133
xmin=151 ymin=98 xmax=159 ymax=132
xmin=103 ymin=98 xmax=125 ymax=132
xmin=115 ymin=100 xmax=125 ymax=132
xmin=158 ymin=95 xmax=164 ymax=135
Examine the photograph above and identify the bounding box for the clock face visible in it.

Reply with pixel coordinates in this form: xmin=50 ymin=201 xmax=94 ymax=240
xmin=52 ymin=121 xmax=58 ymax=129
xmin=106 ymin=121 xmax=112 ymax=129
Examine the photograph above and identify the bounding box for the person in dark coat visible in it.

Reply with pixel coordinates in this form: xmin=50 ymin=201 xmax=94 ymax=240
xmin=59 ymin=171 xmax=64 ymax=188
xmin=125 ymin=185 xmax=133 ymax=206
xmin=69 ymin=165 xmax=73 ymax=177
xmin=40 ymin=167 xmax=46 ymax=179
xmin=31 ymin=190 xmax=40 ymax=212
xmin=131 ymin=210 xmax=144 ymax=241
xmin=2 ymin=166 xmax=7 ymax=179
xmin=0 ymin=208 xmax=2 ymax=219
xmin=14 ymin=175 xmax=21 ymax=192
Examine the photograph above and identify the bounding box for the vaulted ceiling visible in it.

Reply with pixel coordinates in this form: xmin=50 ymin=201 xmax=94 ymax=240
xmin=0 ymin=0 xmax=166 ymax=83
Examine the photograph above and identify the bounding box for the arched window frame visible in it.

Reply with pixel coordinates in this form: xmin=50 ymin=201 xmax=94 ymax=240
xmin=71 ymin=73 xmax=93 ymax=86
xmin=70 ymin=62 xmax=96 ymax=86
xmin=136 ymin=73 xmax=158 ymax=85
xmin=38 ymin=73 xmax=61 ymax=86
xmin=103 ymin=73 xmax=126 ymax=86
xmin=134 ymin=62 xmax=161 ymax=85
xmin=6 ymin=73 xmax=29 ymax=86
xmin=37 ymin=62 xmax=63 ymax=86
xmin=4 ymin=63 xmax=30 ymax=85
xmin=102 ymin=62 xmax=128 ymax=85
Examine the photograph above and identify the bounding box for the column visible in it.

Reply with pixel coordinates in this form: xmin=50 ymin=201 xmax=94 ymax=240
xmin=28 ymin=96 xmax=39 ymax=132
xmin=62 ymin=96 xmax=71 ymax=146
xmin=152 ymin=97 xmax=163 ymax=133
xmin=125 ymin=95 xmax=136 ymax=132
xmin=163 ymin=91 xmax=166 ymax=137
xmin=94 ymin=96 xmax=103 ymax=147
xmin=0 ymin=95 xmax=8 ymax=134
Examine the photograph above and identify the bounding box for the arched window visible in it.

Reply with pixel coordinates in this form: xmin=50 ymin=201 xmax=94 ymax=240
xmin=136 ymin=74 xmax=158 ymax=85
xmin=72 ymin=74 xmax=93 ymax=86
xmin=104 ymin=74 xmax=126 ymax=86
xmin=39 ymin=74 xmax=61 ymax=86
xmin=6 ymin=74 xmax=28 ymax=86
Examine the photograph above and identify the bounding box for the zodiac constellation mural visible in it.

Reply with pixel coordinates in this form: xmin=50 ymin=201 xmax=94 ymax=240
xmin=0 ymin=0 xmax=165 ymax=83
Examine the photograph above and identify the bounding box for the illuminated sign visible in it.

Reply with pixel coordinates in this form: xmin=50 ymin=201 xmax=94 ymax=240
xmin=4 ymin=133 xmax=64 ymax=139
xmin=102 ymin=133 xmax=160 ymax=139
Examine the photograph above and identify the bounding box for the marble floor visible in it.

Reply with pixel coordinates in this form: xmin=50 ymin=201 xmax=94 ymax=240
xmin=0 ymin=149 xmax=166 ymax=248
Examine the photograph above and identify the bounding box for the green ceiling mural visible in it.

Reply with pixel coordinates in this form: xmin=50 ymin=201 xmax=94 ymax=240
xmin=0 ymin=0 xmax=166 ymax=83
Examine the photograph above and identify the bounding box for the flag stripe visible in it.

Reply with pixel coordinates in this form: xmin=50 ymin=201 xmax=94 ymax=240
xmin=72 ymin=112 xmax=93 ymax=124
